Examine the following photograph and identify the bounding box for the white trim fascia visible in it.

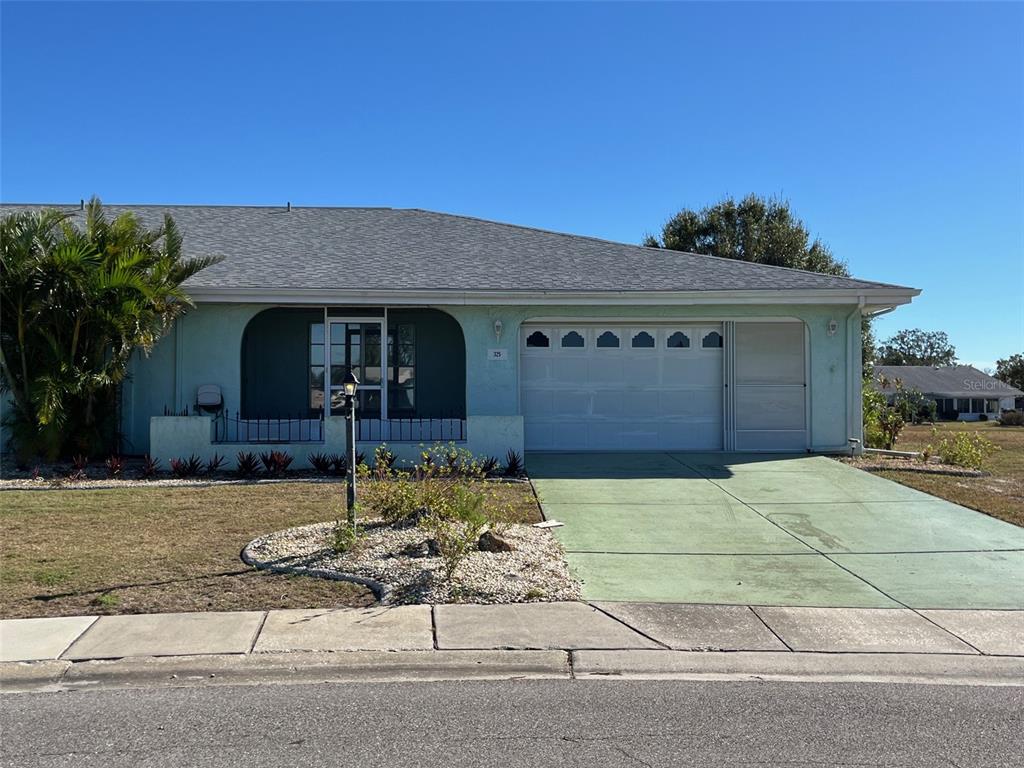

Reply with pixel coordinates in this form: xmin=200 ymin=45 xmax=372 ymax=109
xmin=186 ymin=286 xmax=921 ymax=308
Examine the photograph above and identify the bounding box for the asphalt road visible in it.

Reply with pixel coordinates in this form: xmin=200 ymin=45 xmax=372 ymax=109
xmin=2 ymin=679 xmax=1022 ymax=767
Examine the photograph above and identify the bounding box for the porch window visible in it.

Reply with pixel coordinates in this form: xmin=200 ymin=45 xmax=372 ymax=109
xmin=388 ymin=323 xmax=416 ymax=413
xmin=310 ymin=322 xmax=325 ymax=410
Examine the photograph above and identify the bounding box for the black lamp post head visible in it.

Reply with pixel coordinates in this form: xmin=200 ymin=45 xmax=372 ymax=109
xmin=342 ymin=370 xmax=359 ymax=398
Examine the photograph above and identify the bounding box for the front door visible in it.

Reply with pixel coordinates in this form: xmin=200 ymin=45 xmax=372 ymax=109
xmin=327 ymin=319 xmax=385 ymax=418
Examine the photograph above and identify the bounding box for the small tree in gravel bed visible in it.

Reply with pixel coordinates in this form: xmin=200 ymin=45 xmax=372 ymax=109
xmin=420 ymin=484 xmax=491 ymax=585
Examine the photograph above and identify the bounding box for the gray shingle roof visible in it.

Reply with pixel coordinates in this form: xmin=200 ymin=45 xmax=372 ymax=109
xmin=873 ymin=365 xmax=1023 ymax=398
xmin=0 ymin=204 xmax=916 ymax=295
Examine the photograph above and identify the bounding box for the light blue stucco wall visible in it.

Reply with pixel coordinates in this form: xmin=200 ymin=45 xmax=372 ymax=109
xmin=128 ymin=301 xmax=863 ymax=456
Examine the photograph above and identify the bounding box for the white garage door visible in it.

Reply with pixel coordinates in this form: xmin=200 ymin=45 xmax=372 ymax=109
xmin=521 ymin=324 xmax=724 ymax=451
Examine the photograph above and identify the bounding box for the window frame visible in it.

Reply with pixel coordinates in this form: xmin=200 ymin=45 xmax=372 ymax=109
xmin=665 ymin=330 xmax=692 ymax=350
xmin=629 ymin=329 xmax=657 ymax=350
xmin=595 ymin=329 xmax=621 ymax=350
xmin=560 ymin=329 xmax=586 ymax=349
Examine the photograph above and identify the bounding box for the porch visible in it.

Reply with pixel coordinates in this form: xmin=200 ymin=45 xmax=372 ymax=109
xmin=137 ymin=304 xmax=495 ymax=465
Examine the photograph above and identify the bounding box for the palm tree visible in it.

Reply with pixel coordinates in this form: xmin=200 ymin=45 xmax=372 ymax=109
xmin=1 ymin=198 xmax=221 ymax=461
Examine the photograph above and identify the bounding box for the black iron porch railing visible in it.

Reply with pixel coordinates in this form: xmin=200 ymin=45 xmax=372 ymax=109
xmin=356 ymin=414 xmax=466 ymax=443
xmin=208 ymin=411 xmax=466 ymax=444
xmin=213 ymin=412 xmax=325 ymax=444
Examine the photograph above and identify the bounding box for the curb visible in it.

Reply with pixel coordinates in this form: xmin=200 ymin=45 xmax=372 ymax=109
xmin=4 ymin=648 xmax=1023 ymax=694
xmin=0 ymin=650 xmax=570 ymax=693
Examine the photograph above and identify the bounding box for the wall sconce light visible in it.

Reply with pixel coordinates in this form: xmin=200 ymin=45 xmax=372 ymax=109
xmin=494 ymin=319 xmax=503 ymax=341
xmin=827 ymin=319 xmax=838 ymax=337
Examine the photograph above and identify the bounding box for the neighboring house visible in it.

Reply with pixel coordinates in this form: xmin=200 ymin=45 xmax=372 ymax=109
xmin=3 ymin=204 xmax=921 ymax=465
xmin=872 ymin=365 xmax=1023 ymax=421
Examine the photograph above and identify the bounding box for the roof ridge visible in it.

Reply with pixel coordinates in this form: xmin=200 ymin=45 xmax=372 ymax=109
xmin=403 ymin=208 xmax=901 ymax=290
xmin=0 ymin=202 xmax=394 ymax=211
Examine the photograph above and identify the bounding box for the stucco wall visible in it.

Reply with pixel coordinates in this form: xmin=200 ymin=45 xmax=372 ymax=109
xmin=149 ymin=414 xmax=521 ymax=468
xmin=127 ymin=301 xmax=862 ymax=455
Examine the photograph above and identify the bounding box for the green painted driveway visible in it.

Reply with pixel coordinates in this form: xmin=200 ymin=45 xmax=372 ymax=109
xmin=528 ymin=453 xmax=1024 ymax=609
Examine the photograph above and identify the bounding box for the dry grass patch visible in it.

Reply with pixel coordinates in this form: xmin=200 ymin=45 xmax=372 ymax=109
xmin=875 ymin=422 xmax=1024 ymax=528
xmin=0 ymin=479 xmax=542 ymax=618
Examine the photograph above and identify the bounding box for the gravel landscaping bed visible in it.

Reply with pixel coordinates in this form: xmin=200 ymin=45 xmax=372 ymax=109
xmin=243 ymin=519 xmax=581 ymax=605
xmin=837 ymin=456 xmax=986 ymax=477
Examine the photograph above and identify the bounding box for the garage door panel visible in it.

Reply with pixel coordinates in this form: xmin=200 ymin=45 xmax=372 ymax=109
xmin=736 ymin=385 xmax=806 ymax=430
xmin=523 ymin=388 xmax=554 ymax=417
xmin=588 ymin=357 xmax=626 ymax=384
xmin=664 ymin=355 xmax=722 ymax=383
xmin=553 ymin=357 xmax=589 ymax=381
xmin=553 ymin=390 xmax=591 ymax=416
xmin=592 ymin=390 xmax=625 ymax=417
xmin=736 ymin=430 xmax=808 ymax=451
xmin=624 ymin=358 xmax=659 ymax=385
xmin=660 ymin=388 xmax=721 ymax=418
xmin=521 ymin=356 xmax=550 ymax=385
xmin=660 ymin=420 xmax=723 ymax=451
xmin=736 ymin=324 xmax=805 ymax=385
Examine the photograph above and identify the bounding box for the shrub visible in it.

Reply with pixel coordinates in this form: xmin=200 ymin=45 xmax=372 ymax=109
xmin=998 ymin=411 xmax=1024 ymax=426
xmin=419 ymin=485 xmax=490 ymax=583
xmin=260 ymin=450 xmax=294 ymax=476
xmin=72 ymin=454 xmax=89 ymax=472
xmin=328 ymin=453 xmax=348 ymax=475
xmin=480 ymin=456 xmax=499 ymax=476
xmin=308 ymin=452 xmax=332 ymax=475
xmin=141 ymin=454 xmax=161 ymax=478
xmin=205 ymin=453 xmax=227 ymax=474
xmin=332 ymin=521 xmax=362 ymax=554
xmin=374 ymin=444 xmax=397 ymax=471
xmin=417 ymin=442 xmax=485 ymax=479
xmin=503 ymin=449 xmax=524 ymax=477
xmin=931 ymin=431 xmax=999 ymax=470
xmin=236 ymin=451 xmax=260 ymax=478
xmin=978 ymin=413 xmax=988 ymax=422
xmin=170 ymin=454 xmax=203 ymax=478
xmin=104 ymin=455 xmax=124 ymax=478
xmin=863 ymin=386 xmax=905 ymax=449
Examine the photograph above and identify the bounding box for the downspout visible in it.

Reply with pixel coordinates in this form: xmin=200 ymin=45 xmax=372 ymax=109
xmin=846 ymin=297 xmax=865 ymax=452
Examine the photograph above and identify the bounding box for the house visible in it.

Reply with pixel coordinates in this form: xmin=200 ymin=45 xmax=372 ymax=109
xmin=872 ymin=365 xmax=1023 ymax=421
xmin=3 ymin=204 xmax=921 ymax=465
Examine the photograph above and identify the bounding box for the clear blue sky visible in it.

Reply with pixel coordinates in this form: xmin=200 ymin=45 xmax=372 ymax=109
xmin=2 ymin=2 xmax=1021 ymax=368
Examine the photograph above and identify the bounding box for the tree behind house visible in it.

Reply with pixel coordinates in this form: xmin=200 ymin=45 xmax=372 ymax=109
xmin=877 ymin=328 xmax=957 ymax=367
xmin=995 ymin=353 xmax=1024 ymax=391
xmin=0 ymin=199 xmax=221 ymax=461
xmin=644 ymin=194 xmax=876 ymax=367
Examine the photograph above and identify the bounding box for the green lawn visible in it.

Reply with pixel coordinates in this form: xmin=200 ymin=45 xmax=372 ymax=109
xmin=876 ymin=421 xmax=1024 ymax=528
xmin=0 ymin=479 xmax=541 ymax=618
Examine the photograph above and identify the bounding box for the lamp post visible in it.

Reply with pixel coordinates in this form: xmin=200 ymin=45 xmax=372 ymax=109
xmin=342 ymin=371 xmax=359 ymax=530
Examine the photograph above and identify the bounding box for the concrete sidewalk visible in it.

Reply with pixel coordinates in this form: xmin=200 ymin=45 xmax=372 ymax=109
xmin=2 ymin=602 xmax=1022 ymax=691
